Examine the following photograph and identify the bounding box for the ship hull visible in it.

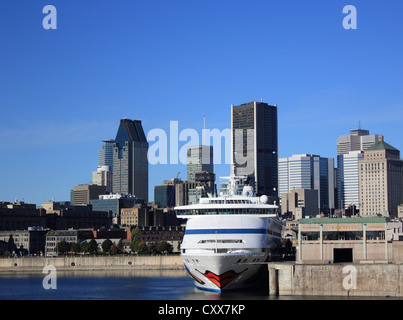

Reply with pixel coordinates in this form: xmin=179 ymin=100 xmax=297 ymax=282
xmin=180 ymin=215 xmax=282 ymax=292
xmin=183 ymin=253 xmax=267 ymax=292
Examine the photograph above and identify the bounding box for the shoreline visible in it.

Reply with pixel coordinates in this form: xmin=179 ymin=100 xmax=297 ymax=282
xmin=0 ymin=255 xmax=185 ymax=272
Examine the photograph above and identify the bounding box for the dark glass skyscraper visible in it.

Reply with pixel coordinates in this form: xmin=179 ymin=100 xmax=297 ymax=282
xmin=112 ymin=119 xmax=149 ymax=202
xmin=231 ymin=101 xmax=278 ymax=200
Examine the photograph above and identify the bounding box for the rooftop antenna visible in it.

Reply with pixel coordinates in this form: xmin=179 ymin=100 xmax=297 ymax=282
xmin=358 ymin=120 xmax=361 ymax=130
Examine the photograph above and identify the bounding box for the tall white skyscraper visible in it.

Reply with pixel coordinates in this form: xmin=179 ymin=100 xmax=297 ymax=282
xmin=337 ymin=151 xmax=364 ymax=210
xmin=279 ymin=154 xmax=335 ymax=213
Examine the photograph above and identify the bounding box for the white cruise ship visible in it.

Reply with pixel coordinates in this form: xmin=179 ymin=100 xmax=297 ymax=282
xmin=175 ymin=176 xmax=283 ymax=292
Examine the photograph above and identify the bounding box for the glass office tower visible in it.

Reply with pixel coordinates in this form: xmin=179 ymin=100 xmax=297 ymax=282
xmin=231 ymin=101 xmax=278 ymax=200
xmin=112 ymin=119 xmax=149 ymax=202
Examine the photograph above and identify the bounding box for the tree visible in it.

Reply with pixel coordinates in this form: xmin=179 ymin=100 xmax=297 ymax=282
xmin=157 ymin=241 xmax=173 ymax=254
xmin=116 ymin=239 xmax=124 ymax=254
xmin=130 ymin=239 xmax=149 ymax=254
xmin=56 ymin=240 xmax=70 ymax=255
xmin=88 ymin=239 xmax=98 ymax=255
xmin=80 ymin=241 xmax=89 ymax=253
xmin=71 ymin=242 xmax=82 ymax=254
xmin=131 ymin=227 xmax=142 ymax=238
xmin=101 ymin=239 xmax=113 ymax=254
xmin=110 ymin=245 xmax=118 ymax=255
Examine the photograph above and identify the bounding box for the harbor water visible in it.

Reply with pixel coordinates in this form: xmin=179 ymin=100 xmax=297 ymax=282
xmin=0 ymin=270 xmax=272 ymax=300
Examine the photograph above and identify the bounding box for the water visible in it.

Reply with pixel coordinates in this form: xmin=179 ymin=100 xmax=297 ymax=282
xmin=0 ymin=270 xmax=271 ymax=300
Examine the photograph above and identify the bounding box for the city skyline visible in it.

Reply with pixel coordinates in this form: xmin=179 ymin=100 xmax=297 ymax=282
xmin=1 ymin=1 xmax=402 ymax=205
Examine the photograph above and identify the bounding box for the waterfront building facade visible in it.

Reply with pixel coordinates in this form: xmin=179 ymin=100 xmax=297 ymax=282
xmin=359 ymin=141 xmax=403 ymax=217
xmin=297 ymin=217 xmax=389 ymax=263
xmin=279 ymin=154 xmax=335 ymax=213
xmin=112 ymin=119 xmax=149 ymax=202
xmin=231 ymin=101 xmax=278 ymax=200
xmin=0 ymin=228 xmax=47 ymax=256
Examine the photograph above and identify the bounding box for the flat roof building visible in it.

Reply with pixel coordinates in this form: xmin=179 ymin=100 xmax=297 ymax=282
xmin=297 ymin=217 xmax=389 ymax=264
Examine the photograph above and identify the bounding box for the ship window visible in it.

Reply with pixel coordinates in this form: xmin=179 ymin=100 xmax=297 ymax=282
xmin=198 ymin=239 xmax=244 ymax=244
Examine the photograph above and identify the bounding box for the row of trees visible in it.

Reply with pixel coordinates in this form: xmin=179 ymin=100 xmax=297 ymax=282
xmin=55 ymin=239 xmax=173 ymax=256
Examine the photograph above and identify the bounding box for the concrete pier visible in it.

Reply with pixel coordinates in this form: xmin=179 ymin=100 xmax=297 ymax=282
xmin=0 ymin=255 xmax=185 ymax=272
xmin=268 ymin=261 xmax=403 ymax=297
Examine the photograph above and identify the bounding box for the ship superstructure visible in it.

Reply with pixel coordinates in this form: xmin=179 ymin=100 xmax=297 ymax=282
xmin=175 ymin=176 xmax=283 ymax=292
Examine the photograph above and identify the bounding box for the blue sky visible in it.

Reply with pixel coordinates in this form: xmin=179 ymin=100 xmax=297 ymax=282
xmin=0 ymin=0 xmax=402 ymax=205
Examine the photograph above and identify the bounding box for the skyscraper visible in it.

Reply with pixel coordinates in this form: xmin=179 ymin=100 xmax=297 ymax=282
xmin=337 ymin=127 xmax=383 ymax=155
xmin=231 ymin=101 xmax=278 ymax=199
xmin=112 ymin=119 xmax=149 ymax=202
xmin=187 ymin=145 xmax=213 ymax=182
xmin=99 ymin=139 xmax=115 ymax=170
xmin=337 ymin=127 xmax=383 ymax=211
xmin=92 ymin=165 xmax=112 ymax=193
xmin=279 ymin=154 xmax=335 ymax=213
xmin=359 ymin=141 xmax=403 ymax=217
xmin=337 ymin=150 xmax=364 ymax=210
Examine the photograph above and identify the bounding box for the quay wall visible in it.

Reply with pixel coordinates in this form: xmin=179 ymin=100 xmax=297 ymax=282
xmin=268 ymin=262 xmax=403 ymax=297
xmin=0 ymin=255 xmax=185 ymax=272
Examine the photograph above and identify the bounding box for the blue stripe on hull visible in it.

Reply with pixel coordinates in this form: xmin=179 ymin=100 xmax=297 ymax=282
xmin=185 ymin=228 xmax=267 ymax=235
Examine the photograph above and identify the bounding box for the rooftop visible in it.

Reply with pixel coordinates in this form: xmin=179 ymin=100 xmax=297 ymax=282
xmin=366 ymin=141 xmax=399 ymax=152
xmin=299 ymin=217 xmax=388 ymax=224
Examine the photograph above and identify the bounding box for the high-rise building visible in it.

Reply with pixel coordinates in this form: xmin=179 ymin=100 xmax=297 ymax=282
xmin=72 ymin=184 xmax=107 ymax=205
xmin=337 ymin=127 xmax=383 ymax=155
xmin=337 ymin=151 xmax=364 ymax=210
xmin=359 ymin=141 xmax=403 ymax=217
xmin=112 ymin=119 xmax=149 ymax=202
xmin=336 ymin=127 xmax=383 ymax=211
xmin=154 ymin=184 xmax=175 ymax=208
xmin=92 ymin=165 xmax=112 ymax=193
xmin=231 ymin=101 xmax=278 ymax=200
xmin=187 ymin=145 xmax=213 ymax=182
xmin=99 ymin=139 xmax=115 ymax=170
xmin=279 ymin=154 xmax=335 ymax=213
xmin=281 ymin=189 xmax=319 ymax=219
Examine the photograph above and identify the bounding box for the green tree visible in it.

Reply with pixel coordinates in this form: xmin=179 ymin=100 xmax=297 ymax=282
xmin=56 ymin=240 xmax=70 ymax=255
xmin=131 ymin=227 xmax=142 ymax=238
xmin=117 ymin=239 xmax=124 ymax=254
xmin=137 ymin=241 xmax=149 ymax=254
xmin=157 ymin=241 xmax=173 ymax=254
xmin=80 ymin=241 xmax=89 ymax=253
xmin=102 ymin=239 xmax=113 ymax=254
xmin=130 ymin=239 xmax=140 ymax=253
xmin=110 ymin=244 xmax=118 ymax=255
xmin=88 ymin=239 xmax=98 ymax=255
xmin=71 ymin=242 xmax=82 ymax=254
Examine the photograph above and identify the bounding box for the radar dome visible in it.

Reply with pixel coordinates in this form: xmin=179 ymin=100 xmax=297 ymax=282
xmin=260 ymin=195 xmax=269 ymax=204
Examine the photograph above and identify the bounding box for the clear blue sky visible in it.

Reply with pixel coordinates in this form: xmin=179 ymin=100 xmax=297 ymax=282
xmin=0 ymin=0 xmax=402 ymax=205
